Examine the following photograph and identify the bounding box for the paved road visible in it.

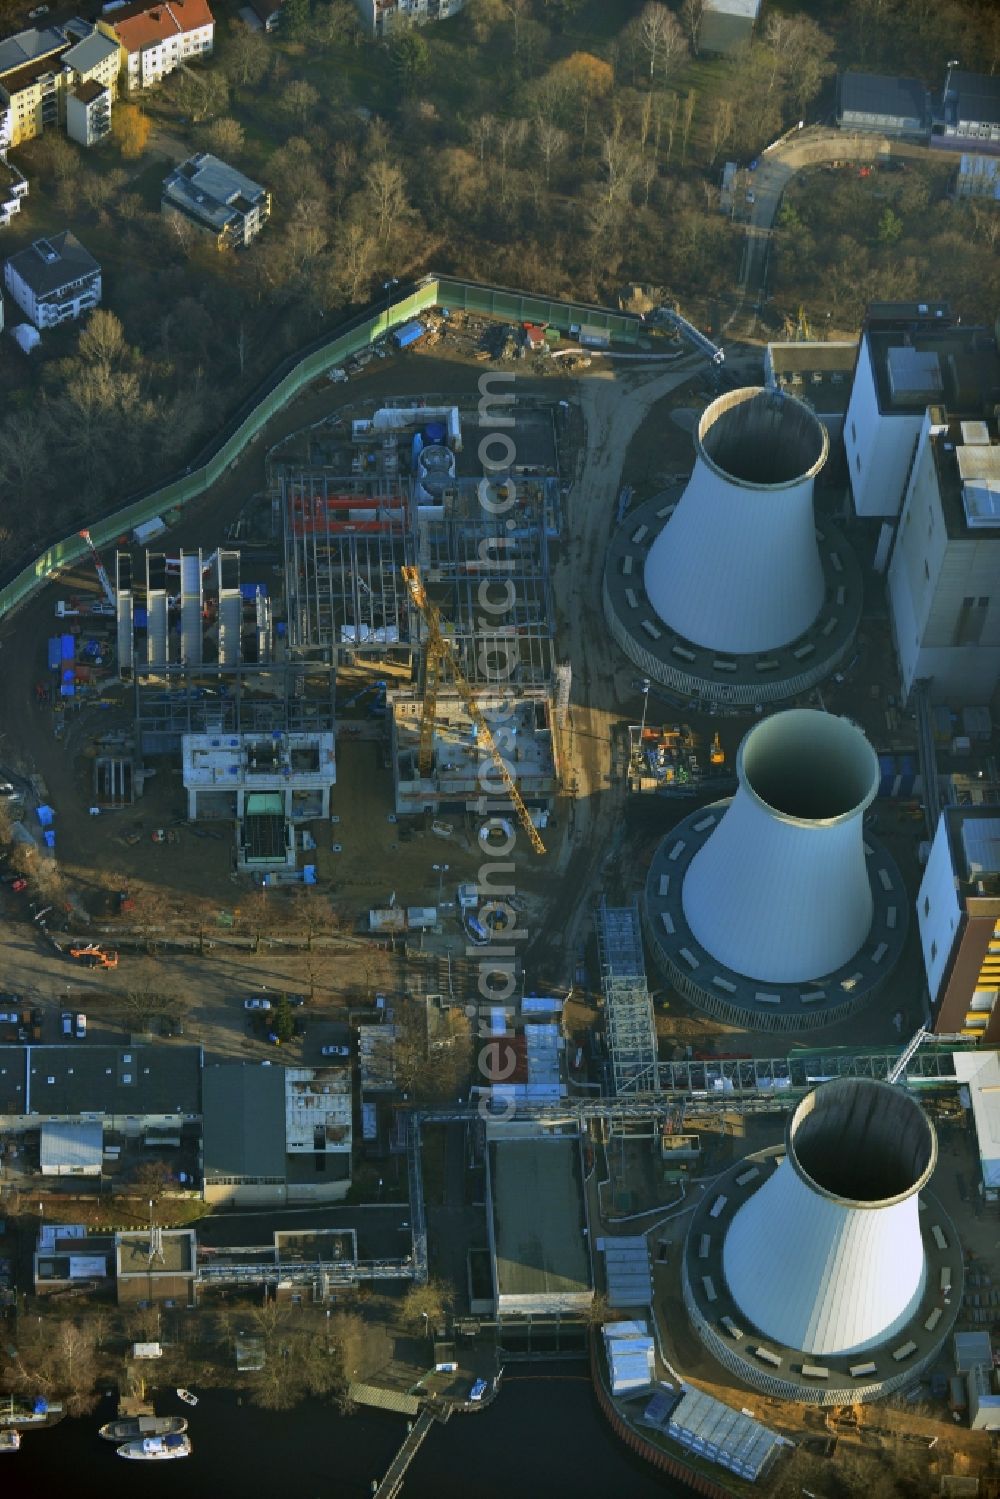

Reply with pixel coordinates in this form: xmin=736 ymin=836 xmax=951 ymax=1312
xmin=734 ymin=124 xmax=940 ymax=327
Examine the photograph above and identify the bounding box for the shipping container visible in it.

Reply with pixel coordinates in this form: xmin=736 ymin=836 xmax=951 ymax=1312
xmin=132 ymin=517 xmax=167 ymax=545
xmin=392 ymin=320 xmax=426 ymax=351
xmin=47 ymin=638 xmax=61 ymax=671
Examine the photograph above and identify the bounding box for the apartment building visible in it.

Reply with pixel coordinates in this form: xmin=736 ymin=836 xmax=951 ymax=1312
xmin=106 ymin=0 xmax=214 ymax=95
xmin=161 ymin=151 xmax=270 ymax=248
xmin=0 ymin=22 xmax=118 ymax=149
xmin=4 ymin=230 xmax=101 ymax=329
xmin=351 ymin=0 xmax=467 ymax=38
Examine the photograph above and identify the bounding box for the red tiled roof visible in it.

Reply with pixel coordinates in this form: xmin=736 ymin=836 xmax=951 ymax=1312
xmin=112 ymin=0 xmax=214 ymax=53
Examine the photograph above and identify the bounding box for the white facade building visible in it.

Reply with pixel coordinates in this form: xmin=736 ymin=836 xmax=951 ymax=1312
xmin=887 ymin=409 xmax=1000 ymax=704
xmin=845 ymin=305 xmax=1000 ymax=523
xmin=917 ymin=807 xmax=1000 ymax=1042
xmin=351 ymin=0 xmax=467 ymax=37
xmin=107 ymin=0 xmax=215 ymax=94
xmin=3 ymin=230 xmax=100 ymax=329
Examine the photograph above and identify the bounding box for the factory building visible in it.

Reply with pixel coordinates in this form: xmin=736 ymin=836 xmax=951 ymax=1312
xmin=843 ymin=302 xmax=1000 ymax=520
xmin=683 ymin=1079 xmax=962 ymax=1404
xmin=644 ymin=710 xmax=907 ymax=1031
xmin=486 ymin=1123 xmax=593 ymax=1324
xmin=603 ymin=387 xmax=861 ymax=706
xmin=886 ymin=406 xmax=1000 ymax=705
xmin=917 ymin=806 xmax=1000 ymax=1042
xmin=202 ymin=1063 xmax=352 ymax=1207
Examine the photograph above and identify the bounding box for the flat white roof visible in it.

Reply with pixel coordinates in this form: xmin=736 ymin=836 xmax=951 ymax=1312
xmin=954 ymin=1051 xmax=1000 ymax=1188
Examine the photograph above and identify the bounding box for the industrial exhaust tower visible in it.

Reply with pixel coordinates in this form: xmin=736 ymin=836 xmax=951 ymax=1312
xmin=603 ymin=388 xmax=862 ymax=705
xmin=682 ymin=1078 xmax=962 ymax=1404
xmin=644 ymin=710 xmax=907 ymax=1031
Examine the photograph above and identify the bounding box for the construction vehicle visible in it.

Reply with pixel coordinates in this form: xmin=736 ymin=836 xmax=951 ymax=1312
xmin=400 ymin=565 xmax=546 ymax=856
xmin=709 ymin=733 xmax=725 ymax=767
xmin=69 ymin=944 xmax=119 ymax=970
xmin=78 ymin=530 xmax=116 ymax=609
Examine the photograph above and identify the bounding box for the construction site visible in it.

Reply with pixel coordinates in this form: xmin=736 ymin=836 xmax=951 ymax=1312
xmin=1 ymin=290 xmax=1000 ymax=1499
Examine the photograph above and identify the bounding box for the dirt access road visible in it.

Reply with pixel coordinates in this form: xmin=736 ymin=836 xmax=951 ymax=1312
xmin=527 ymin=353 xmax=731 ymax=983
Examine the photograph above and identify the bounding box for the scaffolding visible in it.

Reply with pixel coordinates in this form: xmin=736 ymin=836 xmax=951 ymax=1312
xmin=597 ymin=898 xmax=659 ymax=1097
xmin=413 ymin=478 xmax=555 ymax=687
xmin=280 ymin=470 xmax=556 ymax=687
xmin=117 ymin=550 xmax=335 ymax=756
xmin=281 ymin=470 xmax=414 ymax=661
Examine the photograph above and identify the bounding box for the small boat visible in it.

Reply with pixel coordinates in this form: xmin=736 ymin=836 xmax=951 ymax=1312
xmin=0 ymin=1431 xmax=21 ymax=1453
xmin=175 ymin=1389 xmax=199 ymax=1407
xmin=99 ymin=1415 xmax=188 ymax=1442
xmin=117 ymin=1433 xmax=191 ymax=1461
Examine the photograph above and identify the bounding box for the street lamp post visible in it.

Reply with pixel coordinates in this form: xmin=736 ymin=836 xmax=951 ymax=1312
xmin=639 ymin=679 xmax=651 ymax=741
xmin=944 ymin=59 xmax=960 ymax=115
xmin=432 ymin=863 xmax=450 ymax=905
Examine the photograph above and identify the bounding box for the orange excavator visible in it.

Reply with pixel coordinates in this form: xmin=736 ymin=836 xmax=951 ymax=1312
xmin=69 ymin=944 xmax=119 ymax=970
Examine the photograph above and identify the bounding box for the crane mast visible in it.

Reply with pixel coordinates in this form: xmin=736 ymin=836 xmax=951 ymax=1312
xmin=78 ymin=529 xmax=116 ymax=608
xmin=401 ymin=565 xmax=546 ymax=857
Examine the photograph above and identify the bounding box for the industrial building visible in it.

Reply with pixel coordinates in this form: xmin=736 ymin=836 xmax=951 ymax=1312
xmin=843 ymin=302 xmax=1000 ymax=520
xmin=115 ymin=544 xmax=336 ymax=871
xmin=644 ymin=710 xmax=907 ymax=1031
xmin=603 ymin=387 xmax=862 ymax=706
xmin=640 ymin=1386 xmax=784 ymax=1484
xmin=0 ymin=1045 xmax=201 ymax=1132
xmin=682 ymin=1078 xmax=962 ymax=1404
xmin=161 ymin=152 xmax=271 ymax=249
xmin=764 ymin=340 xmax=858 ymax=441
xmin=940 ymin=70 xmax=1000 ymax=152
xmin=886 ymin=405 xmax=1000 ymax=704
xmin=917 ymin=806 xmax=1000 ymax=1041
xmin=485 ymin=1123 xmax=593 ymax=1321
xmin=202 ymin=1062 xmax=352 ymax=1206
xmin=837 ymin=72 xmax=930 ymax=135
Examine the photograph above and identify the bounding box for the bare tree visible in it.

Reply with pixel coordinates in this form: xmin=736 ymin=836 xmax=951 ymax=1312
xmin=634 ymin=2 xmax=687 ymax=81
xmin=363 ymin=157 xmax=409 ymax=243
xmin=284 ymin=79 xmax=319 ymax=131
xmin=679 ymin=0 xmax=704 ymax=54
xmin=680 ymin=88 xmax=697 ymax=165
xmin=709 ymin=97 xmax=735 ymax=163
xmin=535 ymin=118 xmax=568 ymax=184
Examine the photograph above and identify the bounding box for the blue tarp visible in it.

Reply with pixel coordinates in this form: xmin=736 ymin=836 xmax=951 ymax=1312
xmin=43 ymin=830 xmax=55 ymax=849
xmin=303 ymin=865 xmax=317 ymax=885
xmin=36 ymin=805 xmax=54 ymax=827
xmin=60 ymin=634 xmax=75 ymax=661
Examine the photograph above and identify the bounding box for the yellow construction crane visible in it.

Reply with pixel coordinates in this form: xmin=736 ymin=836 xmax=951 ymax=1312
xmin=401 ymin=565 xmax=546 ymax=856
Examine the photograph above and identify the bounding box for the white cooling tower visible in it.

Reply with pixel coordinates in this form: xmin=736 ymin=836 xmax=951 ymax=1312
xmin=643 ymin=387 xmax=829 ymax=654
xmin=723 ymin=1079 xmax=937 ymax=1356
xmin=681 ymin=709 xmax=878 ymax=984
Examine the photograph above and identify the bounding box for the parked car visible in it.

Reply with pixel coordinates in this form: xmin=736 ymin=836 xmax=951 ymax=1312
xmin=0 ymin=1011 xmax=19 ymax=1025
xmin=0 ymin=783 xmax=16 ymax=797
xmin=745 ymin=189 xmax=756 ymax=205
xmin=75 ymin=1013 xmax=87 ymax=1039
xmin=61 ymin=1012 xmax=73 ymax=1036
xmin=469 ymin=1380 xmax=488 ymax=1402
xmin=284 ymin=993 xmax=306 ymax=1007
xmin=320 ymin=1044 xmax=349 ymax=1058
xmin=243 ymin=997 xmax=272 ymax=1011
xmin=88 ymin=601 xmax=117 ymax=617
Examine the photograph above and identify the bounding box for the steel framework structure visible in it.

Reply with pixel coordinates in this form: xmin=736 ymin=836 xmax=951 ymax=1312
xmin=414 ymin=478 xmax=556 ymax=687
xmin=281 ymin=470 xmax=415 ymax=660
xmin=597 ymin=898 xmax=659 ymax=1096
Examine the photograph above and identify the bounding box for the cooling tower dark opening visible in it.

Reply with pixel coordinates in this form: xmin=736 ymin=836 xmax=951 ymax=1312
xmin=697 ymin=388 xmax=828 ymax=487
xmin=789 ymin=1079 xmax=936 ymax=1204
xmin=739 ymin=709 xmax=878 ymax=823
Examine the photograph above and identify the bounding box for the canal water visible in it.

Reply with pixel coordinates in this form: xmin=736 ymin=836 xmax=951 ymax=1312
xmin=7 ymin=1368 xmax=684 ymax=1498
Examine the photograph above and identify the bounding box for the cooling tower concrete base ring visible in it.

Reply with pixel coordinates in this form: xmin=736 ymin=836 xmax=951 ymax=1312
xmin=643 ymin=801 xmax=908 ymax=1031
xmin=602 ymin=487 xmax=862 ymax=709
xmin=679 ymin=1142 xmax=962 ymax=1405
